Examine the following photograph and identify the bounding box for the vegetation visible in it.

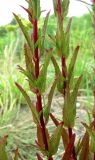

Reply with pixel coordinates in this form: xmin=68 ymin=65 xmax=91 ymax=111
xmin=0 ymin=0 xmax=95 ymax=159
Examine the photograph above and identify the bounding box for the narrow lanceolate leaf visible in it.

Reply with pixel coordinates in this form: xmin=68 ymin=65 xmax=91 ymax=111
xmin=76 ymin=138 xmax=82 ymax=156
xmin=44 ymin=78 xmax=58 ymax=123
xmin=62 ymin=0 xmax=70 ymax=17
xmin=35 ymin=49 xmax=52 ymax=92
xmin=41 ymin=12 xmax=50 ymax=55
xmin=62 ymin=128 xmax=69 ymax=149
xmin=13 ymin=13 xmax=34 ymax=54
xmin=63 ymin=75 xmax=82 ymax=127
xmin=48 ymin=123 xmax=63 ymax=156
xmin=71 ymin=75 xmax=82 ymax=105
xmin=17 ymin=66 xmax=35 ymax=88
xmin=50 ymin=113 xmax=59 ymax=126
xmin=0 ymin=147 xmax=8 ymax=160
xmin=50 ymin=113 xmax=69 ymax=149
xmin=52 ymin=0 xmax=57 ymax=15
xmin=68 ymin=46 xmax=80 ymax=85
xmin=20 ymin=5 xmax=33 ymax=22
xmin=36 ymin=0 xmax=41 ymax=19
xmin=90 ymin=130 xmax=95 ymax=153
xmin=62 ymin=31 xmax=70 ymax=58
xmin=15 ymin=83 xmax=39 ymax=124
xmin=24 ymin=43 xmax=34 ymax=73
xmin=62 ymin=134 xmax=75 ymax=160
xmin=66 ymin=18 xmax=72 ymax=33
xmin=51 ymin=56 xmax=64 ymax=93
xmin=82 ymin=122 xmax=95 ymax=153
xmin=79 ymin=132 xmax=89 ymax=160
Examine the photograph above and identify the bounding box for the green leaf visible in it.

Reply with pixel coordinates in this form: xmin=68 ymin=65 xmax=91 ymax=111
xmin=0 ymin=146 xmax=8 ymax=160
xmin=75 ymin=138 xmax=82 ymax=156
xmin=13 ymin=13 xmax=34 ymax=54
xmin=51 ymin=56 xmax=64 ymax=93
xmin=48 ymin=123 xmax=63 ymax=156
xmin=62 ymin=0 xmax=70 ymax=17
xmin=63 ymin=75 xmax=82 ymax=127
xmin=66 ymin=18 xmax=72 ymax=33
xmin=62 ymin=31 xmax=70 ymax=58
xmin=27 ymin=0 xmax=40 ymax=19
xmin=62 ymin=128 xmax=69 ymax=149
xmin=24 ymin=43 xmax=35 ymax=74
xmin=44 ymin=78 xmax=57 ymax=123
xmin=48 ymin=78 xmax=57 ymax=108
xmin=41 ymin=12 xmax=50 ymax=55
xmin=68 ymin=46 xmax=80 ymax=85
xmin=15 ymin=83 xmax=39 ymax=124
xmin=79 ymin=132 xmax=89 ymax=160
xmin=37 ymin=0 xmax=41 ymax=18
xmin=83 ymin=122 xmax=95 ymax=153
xmin=52 ymin=0 xmax=57 ymax=15
xmin=90 ymin=131 xmax=95 ymax=153
xmin=35 ymin=49 xmax=52 ymax=92
xmin=18 ymin=65 xmax=36 ymax=88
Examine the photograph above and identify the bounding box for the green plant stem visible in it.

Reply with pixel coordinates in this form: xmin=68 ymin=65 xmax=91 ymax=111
xmin=33 ymin=19 xmax=39 ymax=78
xmin=33 ymin=18 xmax=53 ymax=160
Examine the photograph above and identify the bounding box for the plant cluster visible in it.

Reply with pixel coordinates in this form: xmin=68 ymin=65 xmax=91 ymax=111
xmin=1 ymin=0 xmax=95 ymax=160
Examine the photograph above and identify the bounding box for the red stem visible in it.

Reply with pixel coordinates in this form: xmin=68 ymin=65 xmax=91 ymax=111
xmin=68 ymin=127 xmax=72 ymax=140
xmin=94 ymin=117 xmax=95 ymax=160
xmin=68 ymin=128 xmax=76 ymax=160
xmin=57 ymin=0 xmax=62 ymax=15
xmin=94 ymin=154 xmax=95 ymax=160
xmin=61 ymin=57 xmax=76 ymax=159
xmin=33 ymin=18 xmax=53 ymax=160
xmin=61 ymin=55 xmax=67 ymax=96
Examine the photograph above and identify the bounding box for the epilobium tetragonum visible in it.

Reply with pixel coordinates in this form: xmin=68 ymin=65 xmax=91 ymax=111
xmin=13 ymin=0 xmax=95 ymax=160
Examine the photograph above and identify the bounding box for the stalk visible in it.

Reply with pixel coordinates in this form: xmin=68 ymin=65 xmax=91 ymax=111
xmin=58 ymin=0 xmax=76 ymax=158
xmin=32 ymin=18 xmax=53 ymax=160
xmin=61 ymin=55 xmax=67 ymax=96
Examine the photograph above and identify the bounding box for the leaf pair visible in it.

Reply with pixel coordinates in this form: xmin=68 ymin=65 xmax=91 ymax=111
xmin=26 ymin=0 xmax=40 ymax=19
xmin=50 ymin=113 xmax=69 ymax=149
xmin=53 ymin=0 xmax=70 ymax=18
xmin=35 ymin=49 xmax=52 ymax=93
xmin=44 ymin=77 xmax=58 ymax=123
xmin=36 ymin=123 xmax=63 ymax=157
xmin=63 ymin=75 xmax=82 ymax=128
